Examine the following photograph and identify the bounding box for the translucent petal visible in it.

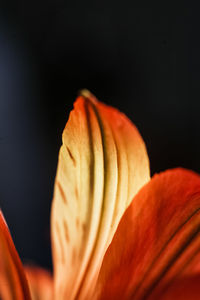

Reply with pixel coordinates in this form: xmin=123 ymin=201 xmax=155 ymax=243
xmin=51 ymin=91 xmax=150 ymax=299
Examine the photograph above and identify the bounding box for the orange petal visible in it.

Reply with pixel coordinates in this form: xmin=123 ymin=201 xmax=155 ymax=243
xmin=25 ymin=266 xmax=53 ymax=300
xmin=155 ymin=275 xmax=200 ymax=300
xmin=95 ymin=168 xmax=200 ymax=300
xmin=0 ymin=211 xmax=31 ymax=300
xmin=51 ymin=90 xmax=150 ymax=299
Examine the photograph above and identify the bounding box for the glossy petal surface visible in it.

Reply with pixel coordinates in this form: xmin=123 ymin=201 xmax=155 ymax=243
xmin=25 ymin=266 xmax=53 ymax=300
xmin=95 ymin=168 xmax=200 ymax=300
xmin=51 ymin=91 xmax=150 ymax=299
xmin=0 ymin=211 xmax=31 ymax=300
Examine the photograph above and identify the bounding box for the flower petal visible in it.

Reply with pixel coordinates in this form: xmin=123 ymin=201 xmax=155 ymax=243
xmin=95 ymin=168 xmax=200 ymax=300
xmin=25 ymin=266 xmax=53 ymax=300
xmin=155 ymin=275 xmax=200 ymax=300
xmin=0 ymin=211 xmax=31 ymax=300
xmin=51 ymin=91 xmax=150 ymax=299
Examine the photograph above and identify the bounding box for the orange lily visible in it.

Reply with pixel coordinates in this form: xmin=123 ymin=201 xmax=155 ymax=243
xmin=1 ymin=90 xmax=200 ymax=300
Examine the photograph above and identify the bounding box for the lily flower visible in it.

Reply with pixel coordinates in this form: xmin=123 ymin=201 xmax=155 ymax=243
xmin=1 ymin=90 xmax=200 ymax=300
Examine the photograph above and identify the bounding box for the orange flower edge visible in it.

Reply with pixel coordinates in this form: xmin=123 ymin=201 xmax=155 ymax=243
xmin=1 ymin=91 xmax=200 ymax=300
xmin=0 ymin=211 xmax=31 ymax=300
xmin=95 ymin=168 xmax=200 ymax=300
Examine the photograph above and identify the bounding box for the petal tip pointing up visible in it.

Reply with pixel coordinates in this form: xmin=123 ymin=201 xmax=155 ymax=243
xmin=51 ymin=92 xmax=150 ymax=299
xmin=78 ymin=89 xmax=98 ymax=104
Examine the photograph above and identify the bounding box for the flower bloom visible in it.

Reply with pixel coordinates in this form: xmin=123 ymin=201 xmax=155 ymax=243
xmin=1 ymin=90 xmax=200 ymax=300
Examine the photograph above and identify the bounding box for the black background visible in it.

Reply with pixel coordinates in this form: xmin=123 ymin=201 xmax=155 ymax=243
xmin=0 ymin=1 xmax=200 ymax=270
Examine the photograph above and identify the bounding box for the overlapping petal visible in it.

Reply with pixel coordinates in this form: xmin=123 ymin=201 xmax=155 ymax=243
xmin=25 ymin=266 xmax=53 ymax=300
xmin=95 ymin=168 xmax=200 ymax=300
xmin=0 ymin=211 xmax=31 ymax=300
xmin=51 ymin=90 xmax=150 ymax=299
xmin=2 ymin=93 xmax=199 ymax=300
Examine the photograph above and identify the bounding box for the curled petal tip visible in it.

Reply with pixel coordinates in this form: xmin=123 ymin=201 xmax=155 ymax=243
xmin=78 ymin=89 xmax=98 ymax=103
xmin=51 ymin=92 xmax=150 ymax=299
